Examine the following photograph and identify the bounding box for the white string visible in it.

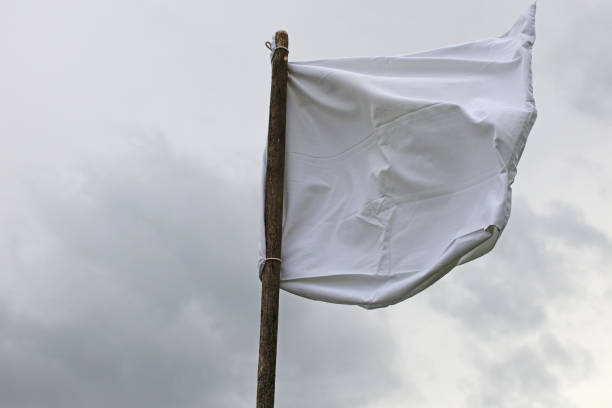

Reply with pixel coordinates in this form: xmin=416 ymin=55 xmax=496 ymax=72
xmin=259 ymin=257 xmax=282 ymax=280
xmin=265 ymin=37 xmax=288 ymax=61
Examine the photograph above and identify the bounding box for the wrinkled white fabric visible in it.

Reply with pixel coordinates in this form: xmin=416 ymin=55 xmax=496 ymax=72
xmin=260 ymin=3 xmax=537 ymax=309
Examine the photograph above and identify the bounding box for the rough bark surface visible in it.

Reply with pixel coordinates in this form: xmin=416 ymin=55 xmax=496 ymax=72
xmin=256 ymin=30 xmax=288 ymax=408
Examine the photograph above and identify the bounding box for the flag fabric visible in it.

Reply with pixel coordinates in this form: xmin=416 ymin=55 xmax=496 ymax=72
xmin=260 ymin=3 xmax=537 ymax=309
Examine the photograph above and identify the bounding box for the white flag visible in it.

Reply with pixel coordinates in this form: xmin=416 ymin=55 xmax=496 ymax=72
xmin=260 ymin=3 xmax=537 ymax=309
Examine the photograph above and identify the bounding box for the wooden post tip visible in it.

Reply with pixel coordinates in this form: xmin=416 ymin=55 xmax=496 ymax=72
xmin=275 ymin=30 xmax=288 ymax=47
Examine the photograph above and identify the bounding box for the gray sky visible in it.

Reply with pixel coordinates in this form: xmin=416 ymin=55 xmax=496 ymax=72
xmin=1 ymin=0 xmax=611 ymax=407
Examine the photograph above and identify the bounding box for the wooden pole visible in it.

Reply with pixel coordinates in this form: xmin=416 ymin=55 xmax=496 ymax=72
xmin=257 ymin=30 xmax=289 ymax=408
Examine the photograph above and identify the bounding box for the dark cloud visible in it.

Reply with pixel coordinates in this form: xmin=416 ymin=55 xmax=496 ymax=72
xmin=465 ymin=333 xmax=593 ymax=408
xmin=0 ymin=137 xmax=404 ymax=408
xmin=427 ymin=198 xmax=605 ymax=407
xmin=429 ymin=198 xmax=609 ymax=339
xmin=276 ymin=298 xmax=414 ymax=407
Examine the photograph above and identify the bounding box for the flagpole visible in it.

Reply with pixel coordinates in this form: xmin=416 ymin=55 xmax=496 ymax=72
xmin=257 ymin=30 xmax=289 ymax=408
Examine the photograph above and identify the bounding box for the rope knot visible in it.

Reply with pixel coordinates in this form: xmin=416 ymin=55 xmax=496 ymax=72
xmin=265 ymin=37 xmax=289 ymax=61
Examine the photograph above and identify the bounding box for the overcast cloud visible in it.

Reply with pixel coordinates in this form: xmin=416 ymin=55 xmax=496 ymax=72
xmin=1 ymin=1 xmax=611 ymax=407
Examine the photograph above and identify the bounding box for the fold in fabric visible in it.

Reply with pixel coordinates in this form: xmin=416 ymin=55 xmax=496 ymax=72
xmin=259 ymin=3 xmax=537 ymax=309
